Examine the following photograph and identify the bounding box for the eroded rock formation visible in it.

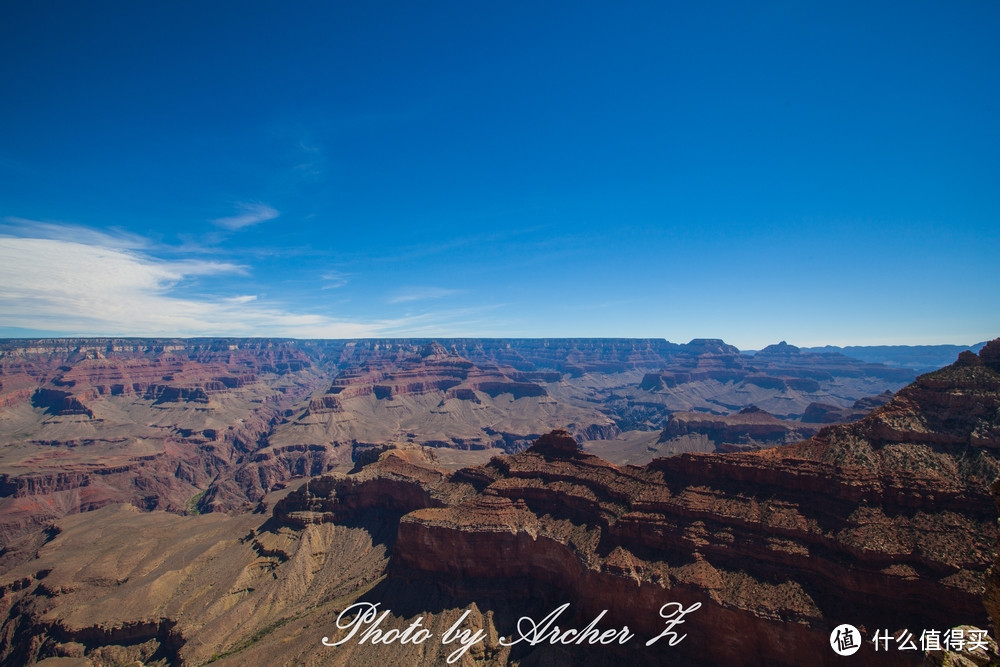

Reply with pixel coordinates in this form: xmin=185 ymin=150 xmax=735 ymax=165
xmin=0 ymin=342 xmax=996 ymax=666
xmin=0 ymin=337 xmax=938 ymax=562
xmin=271 ymin=342 xmax=1000 ymax=665
xmin=657 ymin=405 xmax=822 ymax=453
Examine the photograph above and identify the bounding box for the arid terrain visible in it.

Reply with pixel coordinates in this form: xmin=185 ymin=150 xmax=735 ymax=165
xmin=0 ymin=337 xmax=919 ymax=541
xmin=0 ymin=337 xmax=996 ymax=666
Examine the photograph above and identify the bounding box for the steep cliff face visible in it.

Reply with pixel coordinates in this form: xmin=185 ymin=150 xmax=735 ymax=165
xmin=332 ymin=337 xmax=687 ymax=375
xmin=280 ymin=343 xmax=621 ymax=456
xmin=984 ymin=477 xmax=1000 ymax=645
xmin=801 ymin=390 xmax=895 ymax=423
xmin=1 ymin=343 xmax=995 ymax=666
xmin=0 ymin=340 xmax=328 ymax=541
xmin=0 ymin=337 xmax=943 ymax=565
xmin=0 ymin=338 xmax=323 ymax=409
xmin=323 ymin=343 xmax=551 ymax=402
xmin=657 ymin=405 xmax=821 ymax=453
xmin=274 ymin=342 xmax=1000 ymax=665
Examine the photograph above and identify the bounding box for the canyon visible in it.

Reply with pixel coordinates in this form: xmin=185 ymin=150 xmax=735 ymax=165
xmin=0 ymin=337 xmax=918 ymax=539
xmin=0 ymin=337 xmax=994 ymax=665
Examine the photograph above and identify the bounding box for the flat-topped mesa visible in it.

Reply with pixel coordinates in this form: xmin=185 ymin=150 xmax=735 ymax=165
xmin=756 ymin=340 xmax=800 ymax=356
xmin=272 ymin=449 xmax=474 ymax=528
xmin=420 ymin=341 xmax=449 ymax=358
xmin=685 ymin=338 xmax=742 ymax=356
xmin=525 ymin=429 xmax=580 ymax=457
xmin=30 ymin=388 xmax=94 ymax=418
xmin=322 ymin=344 xmax=548 ymax=401
xmin=330 ymin=338 xmax=698 ymax=377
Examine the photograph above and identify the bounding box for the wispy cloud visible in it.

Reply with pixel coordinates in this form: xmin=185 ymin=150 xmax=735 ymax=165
xmin=1 ymin=217 xmax=149 ymax=249
xmin=211 ymin=203 xmax=279 ymax=230
xmin=387 ymin=287 xmax=463 ymax=304
xmin=224 ymin=295 xmax=258 ymax=304
xmin=321 ymin=270 xmax=350 ymax=289
xmin=292 ymin=139 xmax=326 ymax=181
xmin=0 ymin=224 xmax=490 ymax=338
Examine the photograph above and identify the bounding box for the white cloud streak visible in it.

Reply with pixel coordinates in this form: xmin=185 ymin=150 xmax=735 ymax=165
xmin=211 ymin=203 xmax=279 ymax=230
xmin=1 ymin=217 xmax=149 ymax=249
xmin=0 ymin=227 xmax=487 ymax=338
xmin=387 ymin=287 xmax=463 ymax=304
xmin=321 ymin=270 xmax=350 ymax=289
xmin=224 ymin=295 xmax=258 ymax=304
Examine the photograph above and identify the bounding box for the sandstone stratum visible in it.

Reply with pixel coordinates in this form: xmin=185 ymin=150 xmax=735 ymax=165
xmin=0 ymin=340 xmax=997 ymax=665
xmin=0 ymin=337 xmax=916 ymax=541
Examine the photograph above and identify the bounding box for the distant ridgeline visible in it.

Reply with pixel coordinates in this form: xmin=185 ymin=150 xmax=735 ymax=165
xmin=0 ymin=335 xmax=984 ymax=373
xmin=0 ymin=335 xmax=974 ymax=545
xmin=797 ymin=342 xmax=988 ymax=373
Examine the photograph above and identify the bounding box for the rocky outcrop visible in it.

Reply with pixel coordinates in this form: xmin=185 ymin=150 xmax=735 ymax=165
xmin=12 ymin=617 xmax=183 ymax=666
xmin=985 ymin=482 xmax=1000 ymax=643
xmin=658 ymin=405 xmax=821 ymax=452
xmin=278 ymin=342 xmax=1000 ymax=665
xmin=801 ymin=390 xmax=895 ymax=423
xmin=144 ymin=384 xmax=210 ymax=404
xmin=272 ymin=448 xmax=471 ymax=528
xmin=0 ymin=342 xmax=996 ymax=666
xmin=0 ymin=337 xmax=955 ymax=554
xmin=304 ymin=395 xmax=342 ymax=415
xmin=977 ymin=339 xmax=1000 ymax=643
xmin=0 ymin=471 xmax=92 ymax=498
xmin=198 ymin=442 xmax=350 ymax=513
xmin=922 ymin=625 xmax=999 ymax=666
xmin=0 ymin=442 xmax=238 ymax=543
xmin=30 ymin=389 xmax=93 ymax=418
xmin=323 ymin=344 xmax=549 ymax=402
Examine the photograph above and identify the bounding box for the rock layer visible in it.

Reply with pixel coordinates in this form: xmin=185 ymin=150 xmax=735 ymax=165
xmin=0 ymin=337 xmax=927 ymax=552
xmin=274 ymin=342 xmax=1000 ymax=665
xmin=0 ymin=343 xmax=996 ymax=665
xmin=657 ymin=405 xmax=822 ymax=452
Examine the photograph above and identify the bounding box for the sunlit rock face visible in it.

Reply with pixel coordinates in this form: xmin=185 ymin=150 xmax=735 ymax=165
xmin=1 ymin=337 xmax=917 ymax=543
xmin=0 ymin=343 xmax=996 ymax=665
xmin=271 ymin=342 xmax=1000 ymax=664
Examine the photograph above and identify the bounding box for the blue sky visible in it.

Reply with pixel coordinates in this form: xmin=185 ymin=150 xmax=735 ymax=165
xmin=1 ymin=1 xmax=997 ymax=348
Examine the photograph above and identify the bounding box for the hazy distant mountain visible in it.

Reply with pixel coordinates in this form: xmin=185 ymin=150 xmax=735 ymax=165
xmin=797 ymin=342 xmax=988 ymax=373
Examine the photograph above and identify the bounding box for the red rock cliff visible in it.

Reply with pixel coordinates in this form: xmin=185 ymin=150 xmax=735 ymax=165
xmin=280 ymin=342 xmax=1000 ymax=666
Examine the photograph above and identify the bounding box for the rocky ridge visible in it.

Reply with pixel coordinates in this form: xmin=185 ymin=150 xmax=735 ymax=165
xmin=0 ymin=342 xmax=997 ymax=665
xmin=0 ymin=340 xmax=328 ymax=540
xmin=800 ymin=390 xmax=895 ymax=424
xmin=0 ymin=337 xmax=922 ymax=548
xmin=656 ymin=405 xmax=823 ymax=453
xmin=268 ymin=340 xmax=1000 ymax=665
